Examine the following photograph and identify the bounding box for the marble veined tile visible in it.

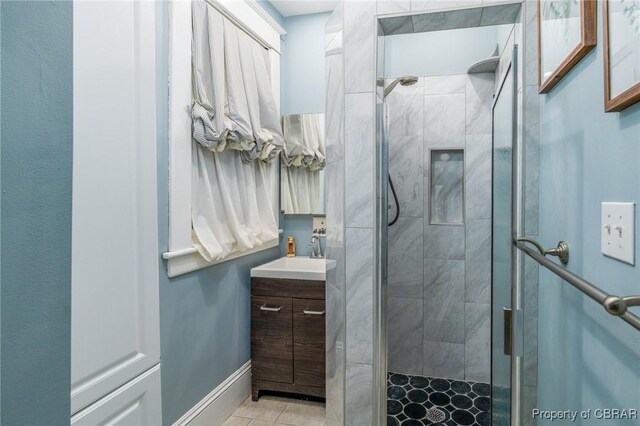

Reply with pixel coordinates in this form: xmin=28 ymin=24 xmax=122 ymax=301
xmin=523 ymin=254 xmax=538 ymax=387
xmin=465 ymin=73 xmax=494 ymax=135
xmin=411 ymin=0 xmax=482 ymax=13
xmin=387 ymin=93 xmax=424 ymax=138
xmin=388 ymin=217 xmax=424 ymax=298
xmin=325 ymin=159 xmax=344 ymax=253
xmin=346 ymin=228 xmax=373 ymax=364
xmin=346 ymin=363 xmax=373 ymax=425
xmin=424 ymin=75 xmax=466 ymax=96
xmin=423 ymin=317 xmax=464 ymax=344
xmin=523 ymin=0 xmax=538 ymax=87
xmin=325 ymin=1 xmax=342 ymax=34
xmin=411 ymin=6 xmax=482 ymax=32
xmin=325 ymin=53 xmax=344 ymax=163
xmin=389 ymin=135 xmax=424 ymax=218
xmin=378 ymin=0 xmax=411 ymax=16
xmin=345 ymin=93 xmax=374 ymax=227
xmin=465 ymin=219 xmax=491 ymax=304
xmin=424 ymin=220 xmax=465 ymax=260
xmin=326 ymin=280 xmax=345 ymax=374
xmin=480 ymin=2 xmax=521 ymax=26
xmin=465 ymin=134 xmax=492 ymax=220
xmin=424 ymin=94 xmax=465 ymax=147
xmin=523 ymin=385 xmax=538 ymax=426
xmin=345 ymin=1 xmax=376 ymax=93
xmin=524 ymin=86 xmax=540 ymax=235
xmin=423 ymin=341 xmax=464 ymax=380
xmin=380 ymin=16 xmax=414 ymax=35
xmin=523 ymin=299 xmax=538 ymax=387
xmin=464 ymin=302 xmax=490 ymax=382
xmin=388 ymin=297 xmax=423 ymax=375
xmin=424 ymin=258 xmax=465 ymax=321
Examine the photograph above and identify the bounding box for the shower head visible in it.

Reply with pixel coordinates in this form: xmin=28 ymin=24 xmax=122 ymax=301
xmin=383 ymin=75 xmax=419 ymax=98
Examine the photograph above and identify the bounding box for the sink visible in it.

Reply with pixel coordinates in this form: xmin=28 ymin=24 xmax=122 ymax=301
xmin=251 ymin=256 xmax=336 ymax=281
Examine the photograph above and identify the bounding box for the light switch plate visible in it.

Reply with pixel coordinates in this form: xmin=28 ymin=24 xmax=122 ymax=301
xmin=601 ymin=202 xmax=635 ymax=265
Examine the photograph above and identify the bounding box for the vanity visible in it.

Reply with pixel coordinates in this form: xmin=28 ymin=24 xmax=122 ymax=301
xmin=250 ymin=257 xmax=334 ymax=401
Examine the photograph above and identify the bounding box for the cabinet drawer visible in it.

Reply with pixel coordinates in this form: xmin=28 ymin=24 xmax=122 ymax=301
xmin=293 ymin=299 xmax=325 ymax=387
xmin=251 ymin=296 xmax=293 ymax=384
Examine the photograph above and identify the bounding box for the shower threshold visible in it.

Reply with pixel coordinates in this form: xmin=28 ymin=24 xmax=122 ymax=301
xmin=387 ymin=372 xmax=491 ymax=426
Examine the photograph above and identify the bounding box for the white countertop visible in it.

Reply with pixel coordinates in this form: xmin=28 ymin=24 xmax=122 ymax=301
xmin=251 ymin=256 xmax=336 ymax=281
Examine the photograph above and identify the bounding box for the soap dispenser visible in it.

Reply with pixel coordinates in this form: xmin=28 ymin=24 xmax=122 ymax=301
xmin=286 ymin=236 xmax=296 ymax=257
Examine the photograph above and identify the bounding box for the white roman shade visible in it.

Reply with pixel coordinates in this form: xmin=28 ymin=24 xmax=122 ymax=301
xmin=191 ymin=0 xmax=283 ymax=163
xmin=281 ymin=113 xmax=326 ymax=171
xmin=280 ymin=113 xmax=326 ymax=214
xmin=190 ymin=1 xmax=280 ymax=261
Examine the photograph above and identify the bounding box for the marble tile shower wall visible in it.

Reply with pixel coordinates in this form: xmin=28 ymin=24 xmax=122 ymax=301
xmin=324 ymin=5 xmax=346 ymax=426
xmin=326 ymin=1 xmax=537 ymax=424
xmin=520 ymin=2 xmax=540 ymax=425
xmin=386 ymin=73 xmax=494 ymax=383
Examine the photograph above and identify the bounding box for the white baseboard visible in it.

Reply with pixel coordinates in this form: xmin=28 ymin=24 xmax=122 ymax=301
xmin=173 ymin=360 xmax=251 ymax=426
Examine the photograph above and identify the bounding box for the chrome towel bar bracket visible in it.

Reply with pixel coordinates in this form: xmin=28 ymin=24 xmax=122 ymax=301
xmin=516 ymin=237 xmax=570 ymax=264
xmin=515 ymin=238 xmax=640 ymax=332
xmin=603 ymin=295 xmax=640 ymax=316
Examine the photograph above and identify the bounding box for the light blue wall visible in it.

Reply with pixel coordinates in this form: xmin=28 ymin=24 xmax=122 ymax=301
xmin=155 ymin=4 xmax=281 ymax=424
xmin=537 ymin=1 xmax=640 ymax=421
xmin=280 ymin=214 xmax=320 ymax=256
xmin=157 ymin=5 xmax=332 ymax=421
xmin=384 ymin=24 xmax=512 ymax=77
xmin=281 ymin=12 xmax=330 ymax=115
xmin=1 ymin=2 xmax=73 ymax=424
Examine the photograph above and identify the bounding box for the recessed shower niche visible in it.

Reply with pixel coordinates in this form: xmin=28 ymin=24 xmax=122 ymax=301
xmin=429 ymin=149 xmax=464 ymax=225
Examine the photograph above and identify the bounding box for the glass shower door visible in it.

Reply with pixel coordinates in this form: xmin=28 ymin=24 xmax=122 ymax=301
xmin=491 ymin=50 xmax=517 ymax=426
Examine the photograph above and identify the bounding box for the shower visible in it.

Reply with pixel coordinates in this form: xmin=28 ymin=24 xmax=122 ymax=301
xmin=384 ymin=76 xmax=418 ymax=226
xmin=383 ymin=75 xmax=419 ymax=99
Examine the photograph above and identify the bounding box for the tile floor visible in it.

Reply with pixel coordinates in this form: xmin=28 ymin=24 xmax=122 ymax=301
xmin=223 ymin=395 xmax=326 ymax=426
xmin=387 ymin=372 xmax=491 ymax=426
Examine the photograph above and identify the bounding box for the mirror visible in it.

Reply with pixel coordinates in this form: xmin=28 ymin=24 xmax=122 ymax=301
xmin=280 ymin=113 xmax=326 ymax=214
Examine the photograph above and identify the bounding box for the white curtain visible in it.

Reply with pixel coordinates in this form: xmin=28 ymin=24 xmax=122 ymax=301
xmin=281 ymin=114 xmax=326 ymax=171
xmin=191 ymin=1 xmax=283 ymax=162
xmin=281 ymin=166 xmax=323 ymax=214
xmin=190 ymin=1 xmax=280 ymax=261
xmin=280 ymin=114 xmax=326 ymax=214
xmin=192 ymin=148 xmax=278 ymax=261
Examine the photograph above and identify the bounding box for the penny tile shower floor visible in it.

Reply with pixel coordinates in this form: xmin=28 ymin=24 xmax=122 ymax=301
xmin=387 ymin=373 xmax=491 ymax=426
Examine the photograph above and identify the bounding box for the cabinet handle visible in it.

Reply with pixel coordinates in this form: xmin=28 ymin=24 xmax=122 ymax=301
xmin=303 ymin=309 xmax=325 ymax=316
xmin=260 ymin=305 xmax=282 ymax=312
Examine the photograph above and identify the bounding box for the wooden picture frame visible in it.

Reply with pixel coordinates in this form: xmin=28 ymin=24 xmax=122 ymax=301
xmin=604 ymin=0 xmax=640 ymax=112
xmin=538 ymin=0 xmax=597 ymax=93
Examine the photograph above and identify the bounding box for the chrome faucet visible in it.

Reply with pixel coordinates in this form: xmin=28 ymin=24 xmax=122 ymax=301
xmin=309 ymin=235 xmax=324 ymax=259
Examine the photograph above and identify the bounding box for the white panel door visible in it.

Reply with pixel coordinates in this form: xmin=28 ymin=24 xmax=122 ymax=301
xmin=71 ymin=366 xmax=162 ymax=426
xmin=72 ymin=0 xmax=160 ymax=415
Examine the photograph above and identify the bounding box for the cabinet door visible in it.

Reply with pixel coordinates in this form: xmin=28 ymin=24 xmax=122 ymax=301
xmin=71 ymin=0 xmax=160 ymax=415
xmin=71 ymin=365 xmax=161 ymax=426
xmin=251 ymin=296 xmax=293 ymax=383
xmin=293 ymin=299 xmax=326 ymax=387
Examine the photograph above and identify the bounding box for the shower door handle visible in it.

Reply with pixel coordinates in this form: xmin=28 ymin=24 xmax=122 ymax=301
xmin=503 ymin=307 xmax=512 ymax=356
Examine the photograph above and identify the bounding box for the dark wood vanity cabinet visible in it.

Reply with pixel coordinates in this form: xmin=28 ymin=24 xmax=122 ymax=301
xmin=251 ymin=277 xmax=325 ymax=401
